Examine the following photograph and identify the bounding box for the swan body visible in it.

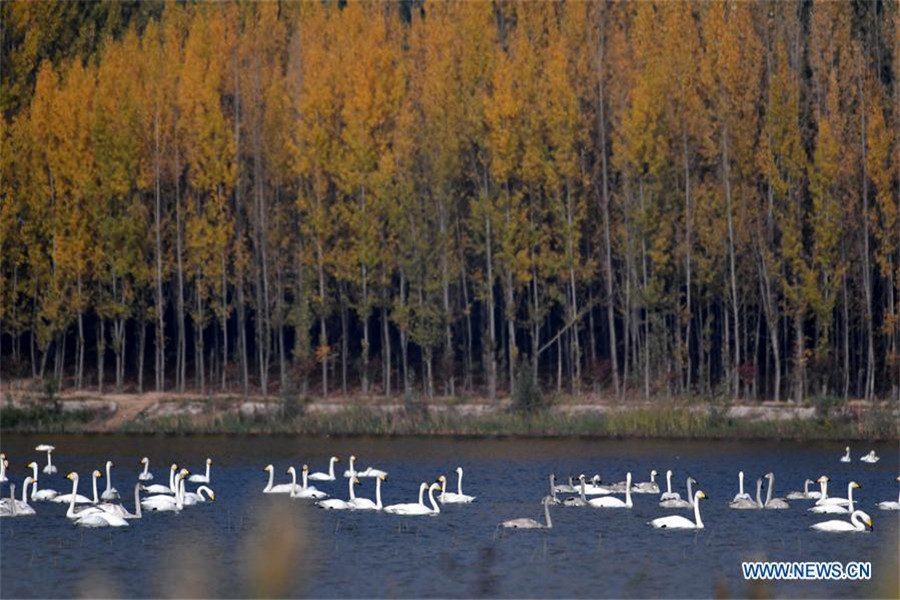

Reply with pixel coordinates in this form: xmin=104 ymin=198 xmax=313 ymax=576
xmin=142 ymin=464 xmax=178 ymax=495
xmin=262 ymin=464 xmax=296 ymax=494
xmin=631 ymin=470 xmax=660 ymax=494
xmin=65 ymin=472 xmax=113 ymax=519
xmin=562 ymin=475 xmax=589 ymax=507
xmin=763 ymin=472 xmax=789 ymax=509
xmin=73 ymin=511 xmax=129 ymax=528
xmin=840 ymin=446 xmax=851 ymax=463
xmin=0 ymin=484 xmax=19 ymax=517
xmin=26 ymin=462 xmax=58 ymax=500
xmin=732 ymin=471 xmax=751 ymax=502
xmin=659 ymin=470 xmax=681 ymax=502
xmin=810 ymin=510 xmax=872 ymax=532
xmin=342 ymin=455 xmax=387 ymax=478
xmin=141 ymin=473 xmax=185 ymax=512
xmin=501 ymin=497 xmax=552 ymax=529
xmin=309 ymin=456 xmax=340 ymax=481
xmin=138 ymin=457 xmax=154 ymax=481
xmin=876 ymin=476 xmax=900 ymax=511
xmin=582 ymin=475 xmax=612 ymax=495
xmin=101 ymin=460 xmax=120 ymax=501
xmin=787 ymin=479 xmax=820 ymax=500
xmin=36 ymin=445 xmax=57 ymax=474
xmin=814 ymin=476 xmax=851 ymax=506
xmin=553 ymin=475 xmax=577 ymax=494
xmin=290 ymin=466 xmax=328 ymax=500
xmin=650 ymin=490 xmax=707 ymax=529
xmin=809 ymin=482 xmax=858 ymax=515
xmin=0 ymin=478 xmax=36 ymax=515
xmin=317 ymin=477 xmax=360 ymax=510
xmin=730 ymin=478 xmax=763 ymax=509
xmin=660 ymin=477 xmax=695 ymax=509
xmin=97 ymin=484 xmax=143 ymax=519
xmin=589 ymin=473 xmax=633 ymax=508
xmin=439 ymin=467 xmax=475 ymax=504
xmin=384 ymin=482 xmax=439 ymax=515
xmin=348 ymin=475 xmax=384 ymax=510
xmin=859 ymin=451 xmax=879 ymax=463
xmin=188 ymin=458 xmax=212 ymax=483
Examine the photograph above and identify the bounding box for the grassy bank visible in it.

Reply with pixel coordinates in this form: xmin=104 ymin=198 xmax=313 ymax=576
xmin=110 ymin=404 xmax=898 ymax=441
xmin=0 ymin=402 xmax=107 ymax=432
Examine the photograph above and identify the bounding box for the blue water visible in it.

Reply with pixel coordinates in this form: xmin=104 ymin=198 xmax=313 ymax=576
xmin=0 ymin=434 xmax=897 ymax=598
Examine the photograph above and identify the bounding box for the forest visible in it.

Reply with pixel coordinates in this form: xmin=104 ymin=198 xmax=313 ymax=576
xmin=0 ymin=1 xmax=898 ymax=404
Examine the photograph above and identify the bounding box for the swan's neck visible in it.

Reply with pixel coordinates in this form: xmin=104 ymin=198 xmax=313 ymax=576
xmin=46 ymin=453 xmax=53 ymax=469
xmin=92 ymin=475 xmax=99 ymax=503
xmin=580 ymin=479 xmax=587 ymax=501
xmin=693 ymin=494 xmax=703 ymax=528
xmin=847 ymin=484 xmax=854 ymax=503
xmin=348 ymin=478 xmax=355 ymax=500
xmin=289 ymin=469 xmax=297 ymax=493
xmin=418 ymin=484 xmax=426 ymax=506
xmin=30 ymin=476 xmax=39 ymax=498
xmin=349 ymin=456 xmax=356 ymax=475
xmin=67 ymin=478 xmax=78 ymax=518
xmin=756 ymin=480 xmax=763 ymax=507
xmin=328 ymin=458 xmax=336 ymax=479
xmin=666 ymin=472 xmax=672 ymax=494
xmin=820 ymin=479 xmax=828 ymax=499
xmin=851 ymin=512 xmax=863 ymax=531
xmin=625 ymin=474 xmax=633 ymax=507
xmin=765 ymin=476 xmax=774 ymax=505
xmin=0 ymin=461 xmax=5 ymax=479
xmin=204 ymin=462 xmax=211 ymax=480
xmin=428 ymin=486 xmax=440 ymax=513
xmin=804 ymin=480 xmax=810 ymax=495
xmin=176 ymin=477 xmax=184 ymax=510
xmin=141 ymin=462 xmax=149 ymax=477
xmin=456 ymin=470 xmax=463 ymax=495
xmin=843 ymin=449 xmax=849 ymax=459
xmin=134 ymin=484 xmax=142 ymax=518
xmin=105 ymin=464 xmax=113 ymax=493
xmin=738 ymin=472 xmax=745 ymax=495
xmin=169 ymin=468 xmax=176 ymax=492
xmin=21 ymin=480 xmax=30 ymax=503
xmin=30 ymin=463 xmax=38 ymax=481
xmin=544 ymin=501 xmax=552 ymax=528
xmin=686 ymin=479 xmax=694 ymax=506
xmin=375 ymin=478 xmax=382 ymax=509
xmin=265 ymin=468 xmax=274 ymax=492
xmin=650 ymin=471 xmax=656 ymax=484
xmin=302 ymin=469 xmax=309 ymax=491
xmin=440 ymin=477 xmax=447 ymax=499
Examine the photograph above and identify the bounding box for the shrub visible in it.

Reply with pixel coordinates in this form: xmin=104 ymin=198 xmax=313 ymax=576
xmin=512 ymin=362 xmax=546 ymax=413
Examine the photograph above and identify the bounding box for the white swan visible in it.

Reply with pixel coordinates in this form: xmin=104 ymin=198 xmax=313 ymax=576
xmin=188 ymin=458 xmax=213 ymax=483
xmin=840 ymin=446 xmax=851 ymax=463
xmin=317 ymin=477 xmax=360 ymax=510
xmin=309 ymin=456 xmax=340 ymax=481
xmin=554 ymin=475 xmax=577 ymax=494
xmin=589 ymin=473 xmax=633 ymax=508
xmin=763 ymin=472 xmax=789 ymax=509
xmin=730 ymin=478 xmax=762 ymax=509
xmin=650 ymin=490 xmax=707 ymax=529
xmin=138 ymin=457 xmax=154 ymax=481
xmin=64 ymin=473 xmax=109 ymax=519
xmin=141 ymin=472 xmax=186 ymax=512
xmin=0 ymin=454 xmax=8 ymax=482
xmin=348 ymin=474 xmax=385 ymax=510
xmin=631 ymin=470 xmax=660 ymax=494
xmin=543 ymin=474 xmax=561 ymax=505
xmin=815 ymin=476 xmax=852 ymax=506
xmin=289 ymin=466 xmax=329 ymax=500
xmin=787 ymin=479 xmax=820 ymax=500
xmin=36 ymin=444 xmax=57 ymax=474
xmin=142 ymin=464 xmax=178 ymax=495
xmin=384 ymin=483 xmax=430 ymax=514
xmin=342 ymin=455 xmax=386 ymax=478
xmin=732 ymin=471 xmax=751 ymax=502
xmin=659 ymin=470 xmax=681 ymax=501
xmin=810 ymin=482 xmax=859 ymax=514
xmin=183 ymin=485 xmax=215 ymax=505
xmin=262 ymin=464 xmax=296 ymax=494
xmin=64 ymin=476 xmax=131 ymax=528
xmin=26 ymin=462 xmax=58 ymax=500
xmin=583 ymin=475 xmax=613 ymax=495
xmin=101 ymin=460 xmax=120 ymax=501
xmin=860 ymin=450 xmax=879 ymax=463
xmin=0 ymin=477 xmax=37 ymax=515
xmin=97 ymin=483 xmax=143 ymax=519
xmin=660 ymin=477 xmax=695 ymax=508
xmin=439 ymin=467 xmax=475 ymax=504
xmin=501 ymin=497 xmax=552 ymax=529
xmin=562 ymin=475 xmax=589 ymax=507
xmin=810 ymin=510 xmax=872 ymax=532
xmin=876 ymin=476 xmax=900 ymax=511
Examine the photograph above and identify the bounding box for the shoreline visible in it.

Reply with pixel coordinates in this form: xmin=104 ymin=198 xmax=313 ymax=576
xmin=2 ymin=390 xmax=897 ymax=441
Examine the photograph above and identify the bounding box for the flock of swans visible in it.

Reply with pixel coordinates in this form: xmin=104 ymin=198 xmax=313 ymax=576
xmin=0 ymin=446 xmax=215 ymax=527
xmin=0 ymin=444 xmax=895 ymax=536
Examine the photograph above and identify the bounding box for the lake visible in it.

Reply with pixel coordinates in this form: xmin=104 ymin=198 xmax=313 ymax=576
xmin=0 ymin=434 xmax=897 ymax=598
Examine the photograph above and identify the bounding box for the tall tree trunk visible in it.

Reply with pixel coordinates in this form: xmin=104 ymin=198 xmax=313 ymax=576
xmin=175 ymin=146 xmax=187 ymax=394
xmin=722 ymin=126 xmax=740 ymax=398
xmin=154 ymin=101 xmax=165 ymax=393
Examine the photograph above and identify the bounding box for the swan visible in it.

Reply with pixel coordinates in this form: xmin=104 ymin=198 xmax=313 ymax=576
xmin=876 ymin=476 xmax=900 ymax=511
xmin=0 ymin=454 xmax=7 ymax=482
xmin=660 ymin=477 xmax=695 ymax=508
xmin=810 ymin=482 xmax=859 ymax=514
xmin=730 ymin=478 xmax=762 ymax=509
xmin=101 ymin=461 xmax=120 ymax=501
xmin=583 ymin=475 xmax=613 ymax=495
xmin=439 ymin=467 xmax=475 ymax=504
xmin=64 ymin=473 xmax=110 ymax=519
xmin=141 ymin=472 xmax=186 ymax=512
xmin=63 ymin=475 xmax=131 ymax=528
xmin=589 ymin=473 xmax=633 ymax=508
xmin=732 ymin=471 xmax=751 ymax=502
xmin=183 ymin=485 xmax=215 ymax=505
xmin=341 ymin=454 xmax=386 ymax=478
xmin=814 ymin=476 xmax=852 ymax=506
xmin=289 ymin=466 xmax=329 ymax=500
xmin=810 ymin=510 xmax=872 ymax=532
xmin=188 ymin=458 xmax=213 ymax=483
xmin=659 ymin=470 xmax=681 ymax=501
xmin=650 ymin=490 xmax=707 ymax=529
xmin=763 ymin=472 xmax=789 ymax=509
xmin=97 ymin=483 xmax=143 ymax=519
xmin=384 ymin=482 xmax=430 ymax=514
xmin=632 ymin=470 xmax=660 ymax=494
xmin=26 ymin=462 xmax=58 ymax=500
xmin=0 ymin=478 xmax=36 ymax=515
xmin=553 ymin=475 xmax=577 ymax=494
xmin=138 ymin=457 xmax=154 ymax=481
xmin=562 ymin=475 xmax=589 ymax=507
xmin=35 ymin=444 xmax=57 ymax=474
xmin=840 ymin=446 xmax=851 ymax=463
xmin=348 ymin=474 xmax=385 ymax=510
xmin=142 ymin=464 xmax=178 ymax=495
xmin=501 ymin=496 xmax=552 ymax=529
xmin=543 ymin=474 xmax=561 ymax=505
xmin=309 ymin=456 xmax=340 ymax=481
xmin=787 ymin=479 xmax=820 ymax=500
xmin=317 ymin=477 xmax=360 ymax=510
xmin=262 ymin=464 xmax=296 ymax=494
xmin=860 ymin=450 xmax=879 ymax=463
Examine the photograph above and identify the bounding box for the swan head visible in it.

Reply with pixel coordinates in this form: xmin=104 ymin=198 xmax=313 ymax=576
xmin=27 ymin=461 xmax=37 ymax=469
xmin=438 ymin=475 xmax=447 ymax=484
xmin=578 ymin=474 xmax=586 ymax=482
xmin=696 ymin=490 xmax=707 ymax=501
xmin=845 ymin=446 xmax=850 ymax=452
xmin=66 ymin=472 xmax=78 ymax=482
xmin=352 ymin=477 xmax=360 ymax=485
xmin=140 ymin=457 xmax=149 ymax=465
xmin=688 ymin=477 xmax=697 ymax=485
xmin=765 ymin=472 xmax=774 ymax=479
xmin=817 ymin=475 xmax=830 ymax=484
xmin=107 ymin=460 xmax=114 ymax=469
xmin=666 ymin=469 xmax=673 ymax=477
xmin=896 ymin=476 xmax=900 ymax=482
xmin=429 ymin=482 xmax=441 ymax=492
xmin=592 ymin=475 xmax=601 ymax=484
xmin=804 ymin=478 xmax=814 ymax=485
xmin=379 ymin=474 xmax=386 ymax=481
xmin=456 ymin=467 xmax=463 ymax=474
xmin=853 ymin=511 xmax=874 ymax=530
xmin=0 ymin=453 xmax=5 ymax=460
xmin=264 ymin=464 xmax=274 ymax=472
xmin=350 ymin=455 xmax=356 ymax=461
xmin=93 ymin=470 xmax=102 ymax=479
xmin=850 ymin=481 xmax=861 ymax=490
xmin=206 ymin=458 xmax=213 ymax=465
xmin=302 ymin=464 xmax=309 ymax=472
xmin=170 ymin=464 xmax=178 ymax=471
xmin=650 ymin=469 xmax=658 ymax=477
xmin=180 ymin=468 xmax=190 ymax=477
xmin=286 ymin=466 xmax=296 ymax=475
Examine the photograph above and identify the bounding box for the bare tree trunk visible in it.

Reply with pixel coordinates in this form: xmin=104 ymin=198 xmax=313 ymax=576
xmin=175 ymin=146 xmax=187 ymax=394
xmin=154 ymin=101 xmax=165 ymax=393
xmin=722 ymin=126 xmax=740 ymax=398
xmin=682 ymin=129 xmax=693 ymax=393
xmin=484 ymin=208 xmax=497 ymax=400
xmin=97 ymin=319 xmax=105 ymax=394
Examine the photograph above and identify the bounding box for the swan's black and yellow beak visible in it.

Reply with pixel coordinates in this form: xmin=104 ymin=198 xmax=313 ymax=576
xmin=698 ymin=491 xmax=707 ymax=500
xmin=66 ymin=472 xmax=76 ymax=480
xmin=866 ymin=518 xmax=873 ymax=531
xmin=380 ymin=474 xmax=386 ymax=481
xmin=335 ymin=457 xmax=341 ymax=463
